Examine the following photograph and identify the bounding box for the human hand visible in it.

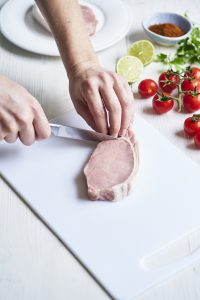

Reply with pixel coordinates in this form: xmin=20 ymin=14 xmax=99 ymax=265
xmin=0 ymin=76 xmax=51 ymax=145
xmin=68 ymin=63 xmax=134 ymax=137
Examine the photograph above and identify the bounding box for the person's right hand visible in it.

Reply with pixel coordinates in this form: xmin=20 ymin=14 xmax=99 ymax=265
xmin=0 ymin=75 xmax=51 ymax=145
xmin=68 ymin=63 xmax=134 ymax=138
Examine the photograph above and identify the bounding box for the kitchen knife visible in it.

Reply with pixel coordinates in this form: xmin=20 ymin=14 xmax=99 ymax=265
xmin=49 ymin=123 xmax=116 ymax=142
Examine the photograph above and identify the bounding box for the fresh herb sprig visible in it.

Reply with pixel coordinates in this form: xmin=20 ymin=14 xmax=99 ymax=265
xmin=155 ymin=25 xmax=200 ymax=67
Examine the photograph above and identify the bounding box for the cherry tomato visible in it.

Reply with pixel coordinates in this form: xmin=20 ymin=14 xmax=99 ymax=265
xmin=183 ymin=93 xmax=200 ymax=112
xmin=184 ymin=114 xmax=200 ymax=137
xmin=184 ymin=66 xmax=200 ymax=80
xmin=158 ymin=71 xmax=179 ymax=93
xmin=152 ymin=93 xmax=174 ymax=114
xmin=181 ymin=79 xmax=200 ymax=93
xmin=194 ymin=133 xmax=200 ymax=148
xmin=138 ymin=79 xmax=158 ymax=98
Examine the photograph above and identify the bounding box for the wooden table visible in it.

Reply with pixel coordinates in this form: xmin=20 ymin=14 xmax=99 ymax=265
xmin=1 ymin=0 xmax=200 ymax=299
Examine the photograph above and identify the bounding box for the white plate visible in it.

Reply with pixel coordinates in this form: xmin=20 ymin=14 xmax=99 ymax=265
xmin=0 ymin=0 xmax=132 ymax=56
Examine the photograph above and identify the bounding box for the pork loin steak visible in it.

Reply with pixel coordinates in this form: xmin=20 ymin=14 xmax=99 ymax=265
xmin=32 ymin=4 xmax=97 ymax=37
xmin=81 ymin=5 xmax=97 ymax=36
xmin=84 ymin=137 xmax=139 ymax=201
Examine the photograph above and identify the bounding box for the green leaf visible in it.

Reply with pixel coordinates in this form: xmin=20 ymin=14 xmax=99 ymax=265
xmin=156 ymin=21 xmax=200 ymax=66
xmin=170 ymin=57 xmax=185 ymax=65
xmin=155 ymin=53 xmax=169 ymax=64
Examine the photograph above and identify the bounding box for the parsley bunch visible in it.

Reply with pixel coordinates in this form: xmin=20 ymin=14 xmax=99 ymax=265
xmin=156 ymin=26 xmax=200 ymax=67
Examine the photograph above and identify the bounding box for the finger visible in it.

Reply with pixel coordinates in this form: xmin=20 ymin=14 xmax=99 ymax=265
xmin=0 ymin=124 xmax=10 ymax=140
xmin=83 ymin=89 xmax=108 ymax=134
xmin=31 ymin=100 xmax=51 ymax=140
xmin=113 ymin=79 xmax=134 ymax=137
xmin=127 ymin=127 xmax=136 ymax=144
xmin=99 ymin=86 xmax=121 ymax=137
xmin=18 ymin=124 xmax=35 ymax=146
xmin=74 ymin=101 xmax=97 ymax=130
xmin=0 ymin=125 xmax=7 ymax=141
xmin=0 ymin=111 xmax=18 ymax=141
xmin=4 ymin=132 xmax=18 ymax=143
xmin=125 ymin=82 xmax=135 ymax=124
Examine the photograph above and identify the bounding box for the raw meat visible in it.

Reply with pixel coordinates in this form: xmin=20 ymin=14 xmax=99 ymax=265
xmin=32 ymin=4 xmax=97 ymax=36
xmin=84 ymin=136 xmax=139 ymax=201
xmin=81 ymin=5 xmax=97 ymax=36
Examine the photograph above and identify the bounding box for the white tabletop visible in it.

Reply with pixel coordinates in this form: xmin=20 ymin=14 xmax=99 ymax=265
xmin=0 ymin=0 xmax=200 ymax=299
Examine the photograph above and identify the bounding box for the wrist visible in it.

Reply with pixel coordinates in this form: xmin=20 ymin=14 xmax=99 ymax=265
xmin=67 ymin=59 xmax=99 ymax=80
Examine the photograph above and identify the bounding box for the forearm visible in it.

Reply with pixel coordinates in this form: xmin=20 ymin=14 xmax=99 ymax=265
xmin=35 ymin=0 xmax=133 ymax=138
xmin=35 ymin=0 xmax=98 ymax=77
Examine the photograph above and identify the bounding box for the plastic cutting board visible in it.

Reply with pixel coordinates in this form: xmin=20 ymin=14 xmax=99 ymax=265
xmin=1 ymin=110 xmax=200 ymax=300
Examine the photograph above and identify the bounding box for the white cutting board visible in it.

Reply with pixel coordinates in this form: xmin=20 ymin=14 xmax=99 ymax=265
xmin=1 ymin=110 xmax=200 ymax=300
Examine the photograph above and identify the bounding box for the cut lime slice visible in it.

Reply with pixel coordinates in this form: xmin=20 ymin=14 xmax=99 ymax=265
xmin=128 ymin=40 xmax=155 ymax=65
xmin=116 ymin=55 xmax=144 ymax=83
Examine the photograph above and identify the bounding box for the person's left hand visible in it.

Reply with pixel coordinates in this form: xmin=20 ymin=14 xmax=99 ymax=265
xmin=68 ymin=63 xmax=134 ymax=138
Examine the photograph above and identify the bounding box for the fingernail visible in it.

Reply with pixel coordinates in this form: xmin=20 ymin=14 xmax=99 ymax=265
xmin=128 ymin=128 xmax=133 ymax=138
xmin=119 ymin=129 xmax=127 ymax=137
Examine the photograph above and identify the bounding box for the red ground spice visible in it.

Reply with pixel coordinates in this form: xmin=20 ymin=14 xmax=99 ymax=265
xmin=149 ymin=23 xmax=185 ymax=37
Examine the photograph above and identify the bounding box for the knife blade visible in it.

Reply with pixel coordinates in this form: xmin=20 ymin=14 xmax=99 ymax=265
xmin=49 ymin=123 xmax=116 ymax=142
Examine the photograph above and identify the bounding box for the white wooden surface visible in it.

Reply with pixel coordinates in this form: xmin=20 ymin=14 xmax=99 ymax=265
xmin=0 ymin=0 xmax=200 ymax=299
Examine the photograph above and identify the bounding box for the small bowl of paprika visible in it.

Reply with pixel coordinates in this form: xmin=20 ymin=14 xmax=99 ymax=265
xmin=142 ymin=12 xmax=192 ymax=46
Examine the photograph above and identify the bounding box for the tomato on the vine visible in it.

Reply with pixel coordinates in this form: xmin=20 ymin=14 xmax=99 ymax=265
xmin=152 ymin=93 xmax=174 ymax=114
xmin=184 ymin=67 xmax=200 ymax=80
xmin=184 ymin=114 xmax=200 ymax=137
xmin=194 ymin=133 xmax=200 ymax=148
xmin=181 ymin=79 xmax=200 ymax=93
xmin=138 ymin=79 xmax=158 ymax=98
xmin=183 ymin=93 xmax=200 ymax=112
xmin=158 ymin=71 xmax=179 ymax=93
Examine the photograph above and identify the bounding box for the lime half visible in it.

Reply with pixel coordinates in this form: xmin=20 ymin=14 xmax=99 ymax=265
xmin=128 ymin=40 xmax=155 ymax=65
xmin=116 ymin=55 xmax=144 ymax=83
